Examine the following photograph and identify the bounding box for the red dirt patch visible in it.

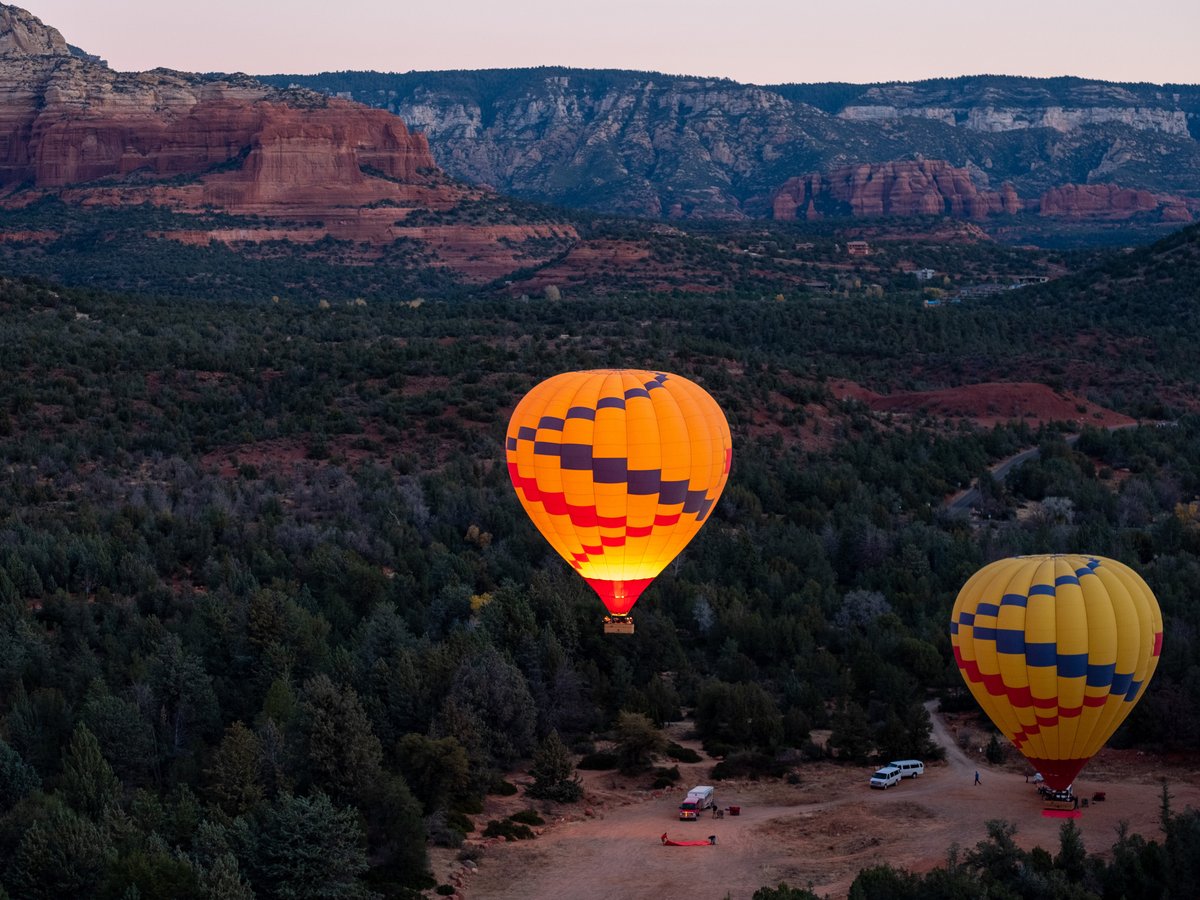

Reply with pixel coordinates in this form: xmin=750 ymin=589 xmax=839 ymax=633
xmin=836 ymin=381 xmax=1135 ymax=428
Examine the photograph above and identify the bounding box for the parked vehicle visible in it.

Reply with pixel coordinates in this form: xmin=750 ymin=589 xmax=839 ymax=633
xmin=869 ymin=765 xmax=902 ymax=789
xmin=888 ymin=759 xmax=924 ymax=778
xmin=679 ymin=785 xmax=716 ymax=819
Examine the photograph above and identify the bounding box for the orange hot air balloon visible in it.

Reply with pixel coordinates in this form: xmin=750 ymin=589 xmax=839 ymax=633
xmin=951 ymin=554 xmax=1162 ymax=794
xmin=505 ymin=370 xmax=732 ymax=632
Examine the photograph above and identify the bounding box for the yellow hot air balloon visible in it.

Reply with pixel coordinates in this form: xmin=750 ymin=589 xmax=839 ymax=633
xmin=951 ymin=554 xmax=1162 ymax=793
xmin=505 ymin=369 xmax=732 ymax=633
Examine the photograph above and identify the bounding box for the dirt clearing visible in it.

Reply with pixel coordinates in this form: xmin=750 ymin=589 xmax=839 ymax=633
xmin=437 ymin=703 xmax=1200 ymax=900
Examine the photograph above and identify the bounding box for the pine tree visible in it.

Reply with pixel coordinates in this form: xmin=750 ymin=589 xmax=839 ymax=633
xmin=5 ymin=804 xmax=115 ymax=899
xmin=0 ymin=738 xmax=41 ymax=810
xmin=231 ymin=791 xmax=369 ymax=899
xmin=197 ymin=853 xmax=254 ymax=900
xmin=205 ymin=721 xmax=265 ymax=817
xmin=61 ymin=724 xmax=121 ymax=818
xmin=298 ymin=674 xmax=383 ymax=804
xmin=527 ymin=730 xmax=582 ymax=802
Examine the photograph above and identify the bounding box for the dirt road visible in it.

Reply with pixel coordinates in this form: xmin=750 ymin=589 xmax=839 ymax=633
xmin=446 ymin=710 xmax=1200 ymax=900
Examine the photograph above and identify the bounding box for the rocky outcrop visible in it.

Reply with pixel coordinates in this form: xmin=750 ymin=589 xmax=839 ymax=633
xmin=839 ymin=104 xmax=1192 ymax=137
xmin=772 ymin=161 xmax=1022 ymax=221
xmin=772 ymin=162 xmax=1196 ymax=223
xmin=1038 ymin=184 xmax=1193 ymax=222
xmin=0 ymin=8 xmax=443 ymax=225
xmin=0 ymin=3 xmax=580 ymax=279
xmin=0 ymin=4 xmax=68 ymax=56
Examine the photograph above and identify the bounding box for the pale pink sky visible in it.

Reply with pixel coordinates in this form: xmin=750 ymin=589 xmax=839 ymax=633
xmin=20 ymin=0 xmax=1200 ymax=85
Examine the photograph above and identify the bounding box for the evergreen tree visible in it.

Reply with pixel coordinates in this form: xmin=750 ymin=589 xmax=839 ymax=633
xmin=527 ymin=730 xmax=582 ymax=802
xmin=613 ymin=711 xmax=666 ymax=772
xmin=828 ymin=701 xmax=872 ymax=763
xmin=394 ymin=733 xmax=470 ymax=814
xmin=4 ymin=804 xmax=115 ymax=899
xmin=205 ymin=721 xmax=265 ymax=818
xmin=297 ymin=674 xmax=383 ymax=804
xmin=0 ymin=738 xmax=40 ymax=811
xmin=60 ymin=724 xmax=122 ymax=819
xmin=197 ymin=853 xmax=254 ymax=900
xmin=1054 ymin=820 xmax=1087 ymax=882
xmin=230 ymin=792 xmax=369 ymax=900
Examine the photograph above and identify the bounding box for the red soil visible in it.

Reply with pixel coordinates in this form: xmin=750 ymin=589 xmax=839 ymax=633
xmin=832 ymin=380 xmax=1137 ymax=428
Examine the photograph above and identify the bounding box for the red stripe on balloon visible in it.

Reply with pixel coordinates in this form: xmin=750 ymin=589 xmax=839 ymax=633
xmin=509 ymin=463 xmax=691 ymax=534
xmin=627 ymin=525 xmax=654 ymax=537
xmin=954 ymin=648 xmax=1037 ymax=710
xmin=1153 ymin=631 xmax=1163 ymax=656
xmin=1006 ymin=685 xmax=1032 ymax=706
xmin=982 ymin=672 xmax=1006 ymax=695
xmin=1059 ymin=706 xmax=1083 ymax=719
xmin=1083 ymin=695 xmax=1107 ymax=708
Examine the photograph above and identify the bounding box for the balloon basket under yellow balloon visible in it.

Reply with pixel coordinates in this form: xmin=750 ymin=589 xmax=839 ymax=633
xmin=1040 ymin=786 xmax=1081 ymax=817
xmin=603 ymin=615 xmax=635 ymax=635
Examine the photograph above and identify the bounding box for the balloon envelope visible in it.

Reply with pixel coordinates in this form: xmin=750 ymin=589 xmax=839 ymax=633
xmin=951 ymin=554 xmax=1162 ymax=791
xmin=506 ymin=369 xmax=732 ymax=616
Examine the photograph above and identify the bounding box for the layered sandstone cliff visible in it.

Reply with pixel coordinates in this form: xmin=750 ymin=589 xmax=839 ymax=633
xmin=0 ymin=3 xmax=580 ymax=278
xmin=0 ymin=6 xmax=443 ymax=226
xmin=1038 ymin=183 xmax=1193 ymax=222
xmin=772 ymin=161 xmax=1023 ymax=221
xmin=772 ymin=159 xmax=1194 ymax=224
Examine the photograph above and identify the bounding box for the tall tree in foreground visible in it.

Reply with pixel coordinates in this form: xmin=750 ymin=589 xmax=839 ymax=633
xmin=527 ymin=729 xmax=582 ymax=802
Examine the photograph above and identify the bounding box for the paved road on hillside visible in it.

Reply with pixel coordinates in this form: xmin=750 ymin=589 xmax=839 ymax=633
xmin=944 ymin=422 xmax=1158 ymax=516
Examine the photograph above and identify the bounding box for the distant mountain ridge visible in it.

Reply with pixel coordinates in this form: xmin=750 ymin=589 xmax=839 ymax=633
xmin=260 ymin=68 xmax=1200 ymax=228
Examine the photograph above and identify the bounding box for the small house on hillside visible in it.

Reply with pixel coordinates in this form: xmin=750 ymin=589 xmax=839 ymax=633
xmin=846 ymin=240 xmax=870 ymax=257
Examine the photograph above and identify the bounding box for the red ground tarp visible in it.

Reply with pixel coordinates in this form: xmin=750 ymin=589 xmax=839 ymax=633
xmin=661 ymin=833 xmax=715 ymax=846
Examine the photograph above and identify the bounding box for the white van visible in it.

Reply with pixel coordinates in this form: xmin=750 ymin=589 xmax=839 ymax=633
xmin=888 ymin=759 xmax=925 ymax=779
xmin=869 ymin=765 xmax=902 ymax=789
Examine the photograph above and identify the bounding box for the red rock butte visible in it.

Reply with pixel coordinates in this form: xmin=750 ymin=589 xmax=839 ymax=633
xmin=0 ymin=3 xmax=578 ymax=276
xmin=773 ymin=160 xmax=1193 ymax=224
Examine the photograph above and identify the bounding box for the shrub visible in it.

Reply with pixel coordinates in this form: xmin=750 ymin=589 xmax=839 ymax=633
xmin=456 ymin=844 xmax=485 ymax=863
xmin=666 ymin=742 xmax=702 ymax=763
xmin=446 ymin=811 xmax=474 ymax=834
xmin=509 ymin=809 xmax=544 ymax=826
xmin=577 ymin=751 xmax=619 ymax=770
xmin=481 ymin=819 xmax=535 ymax=841
xmin=490 ymin=779 xmax=519 ymax=796
xmin=649 ymin=765 xmax=681 ymax=790
xmin=711 ymin=752 xmax=790 ymax=780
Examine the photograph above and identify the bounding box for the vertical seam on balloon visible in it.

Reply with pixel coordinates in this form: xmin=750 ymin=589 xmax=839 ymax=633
xmin=1063 ymin=555 xmax=1089 ymax=763
xmin=1016 ymin=557 xmax=1048 ymax=761
xmin=1000 ymin=559 xmax=1033 ymax=756
xmin=667 ymin=377 xmax=699 ymax=583
xmin=561 ymin=372 xmax=598 ymax=570
xmin=627 ymin=371 xmax=679 ymax=595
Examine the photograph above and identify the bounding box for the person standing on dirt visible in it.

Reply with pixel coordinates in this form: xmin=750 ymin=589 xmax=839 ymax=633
xmin=974 ymin=771 xmax=981 ymax=785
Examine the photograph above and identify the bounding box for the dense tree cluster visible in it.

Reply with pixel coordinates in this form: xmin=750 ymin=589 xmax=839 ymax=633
xmin=1 ymin=225 xmax=1198 ymax=895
